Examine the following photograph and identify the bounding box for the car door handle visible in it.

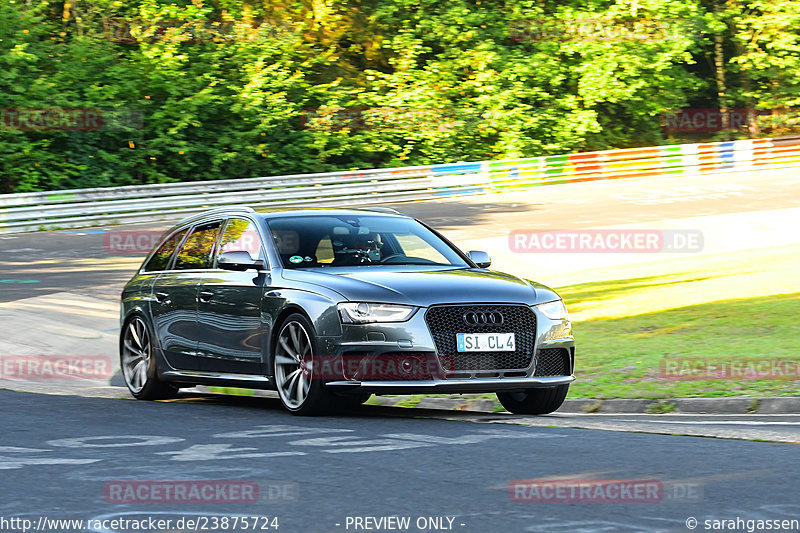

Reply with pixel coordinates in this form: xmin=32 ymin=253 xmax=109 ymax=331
xmin=154 ymin=292 xmax=170 ymax=304
xmin=199 ymin=290 xmax=214 ymax=303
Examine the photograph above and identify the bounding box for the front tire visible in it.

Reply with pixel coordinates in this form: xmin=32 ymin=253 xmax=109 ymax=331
xmin=273 ymin=313 xmax=336 ymax=415
xmin=120 ymin=315 xmax=177 ymax=400
xmin=496 ymin=385 xmax=569 ymax=415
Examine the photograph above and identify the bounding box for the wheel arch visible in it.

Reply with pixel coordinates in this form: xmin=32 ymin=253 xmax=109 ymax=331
xmin=119 ymin=308 xmax=171 ymax=379
xmin=267 ymin=304 xmax=316 ymax=375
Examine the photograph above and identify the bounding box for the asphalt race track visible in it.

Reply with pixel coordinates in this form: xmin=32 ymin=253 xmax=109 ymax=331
xmin=1 ymin=167 xmax=800 ymax=532
xmin=3 ymin=390 xmax=800 ymax=533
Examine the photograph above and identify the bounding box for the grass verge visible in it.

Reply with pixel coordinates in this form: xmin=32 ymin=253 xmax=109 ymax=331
xmin=568 ymin=291 xmax=800 ymax=398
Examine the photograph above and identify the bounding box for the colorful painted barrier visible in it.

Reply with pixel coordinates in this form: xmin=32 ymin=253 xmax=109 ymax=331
xmin=1 ymin=136 xmax=798 ymax=233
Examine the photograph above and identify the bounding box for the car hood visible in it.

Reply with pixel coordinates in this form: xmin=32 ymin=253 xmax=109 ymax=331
xmin=280 ymin=267 xmax=560 ymax=307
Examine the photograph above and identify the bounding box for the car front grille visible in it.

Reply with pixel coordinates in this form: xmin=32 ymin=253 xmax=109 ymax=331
xmin=533 ymin=348 xmax=571 ymax=376
xmin=425 ymin=304 xmax=536 ymax=372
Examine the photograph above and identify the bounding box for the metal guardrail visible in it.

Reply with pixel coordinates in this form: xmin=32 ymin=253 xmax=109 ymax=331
xmin=1 ymin=136 xmax=799 ymax=233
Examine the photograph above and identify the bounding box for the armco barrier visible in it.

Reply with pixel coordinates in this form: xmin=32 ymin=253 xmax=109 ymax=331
xmin=1 ymin=136 xmax=799 ymax=233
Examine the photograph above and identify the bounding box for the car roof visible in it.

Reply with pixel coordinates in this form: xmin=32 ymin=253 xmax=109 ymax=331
xmin=166 ymin=206 xmax=410 ymax=232
xmin=254 ymin=207 xmax=408 ymax=220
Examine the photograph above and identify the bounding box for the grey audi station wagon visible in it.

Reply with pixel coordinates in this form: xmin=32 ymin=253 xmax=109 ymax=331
xmin=120 ymin=207 xmax=575 ymax=415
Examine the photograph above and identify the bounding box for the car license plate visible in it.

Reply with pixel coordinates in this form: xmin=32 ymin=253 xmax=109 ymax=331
xmin=456 ymin=333 xmax=516 ymax=352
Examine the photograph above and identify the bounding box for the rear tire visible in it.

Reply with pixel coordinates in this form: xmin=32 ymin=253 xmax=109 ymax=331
xmin=496 ymin=385 xmax=569 ymax=415
xmin=120 ymin=315 xmax=178 ymax=400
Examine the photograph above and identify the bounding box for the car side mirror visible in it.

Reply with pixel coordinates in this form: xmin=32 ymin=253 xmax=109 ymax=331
xmin=218 ymin=251 xmax=266 ymax=272
xmin=467 ymin=250 xmax=491 ymax=268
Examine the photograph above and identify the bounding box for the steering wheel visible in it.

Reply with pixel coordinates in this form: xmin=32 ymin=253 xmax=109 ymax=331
xmin=379 ymin=254 xmax=407 ymax=264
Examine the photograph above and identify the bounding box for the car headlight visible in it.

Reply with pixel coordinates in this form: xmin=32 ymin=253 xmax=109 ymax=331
xmin=536 ymin=300 xmax=569 ymax=320
xmin=338 ymin=302 xmax=417 ymax=323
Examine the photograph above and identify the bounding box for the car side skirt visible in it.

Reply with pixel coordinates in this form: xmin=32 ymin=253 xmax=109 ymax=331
xmin=161 ymin=370 xmax=275 ymax=389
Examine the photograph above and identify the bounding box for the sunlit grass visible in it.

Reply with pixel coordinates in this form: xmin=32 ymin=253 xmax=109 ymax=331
xmin=570 ymin=292 xmax=800 ymax=398
xmin=208 ymin=386 xmax=255 ymax=396
xmin=559 ymin=244 xmax=800 ymax=321
xmin=563 ymin=244 xmax=800 ymax=398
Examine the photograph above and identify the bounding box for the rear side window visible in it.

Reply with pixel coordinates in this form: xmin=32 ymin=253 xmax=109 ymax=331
xmin=143 ymin=229 xmax=188 ymax=272
xmin=174 ymin=221 xmax=223 ymax=270
xmin=217 ymin=218 xmax=265 ymax=264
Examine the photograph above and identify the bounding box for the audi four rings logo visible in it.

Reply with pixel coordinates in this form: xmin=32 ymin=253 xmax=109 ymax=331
xmin=463 ymin=311 xmax=504 ymax=326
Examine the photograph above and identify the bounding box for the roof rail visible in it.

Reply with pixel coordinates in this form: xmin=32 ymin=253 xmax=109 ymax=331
xmin=207 ymin=206 xmax=256 ymax=214
xmin=175 ymin=206 xmax=256 ymax=225
xmin=191 ymin=206 xmax=256 ymax=217
xmin=361 ymin=206 xmax=403 ymax=215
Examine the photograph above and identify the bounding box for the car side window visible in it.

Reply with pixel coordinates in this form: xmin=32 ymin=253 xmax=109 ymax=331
xmin=143 ymin=228 xmax=188 ymax=272
xmin=174 ymin=221 xmax=223 ymax=270
xmin=216 ymin=218 xmax=265 ymax=265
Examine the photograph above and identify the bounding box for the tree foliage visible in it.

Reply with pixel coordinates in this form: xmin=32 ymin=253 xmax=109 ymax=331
xmin=0 ymin=0 xmax=797 ymax=193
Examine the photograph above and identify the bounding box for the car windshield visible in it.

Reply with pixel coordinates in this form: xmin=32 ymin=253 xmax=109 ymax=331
xmin=267 ymin=215 xmax=469 ymax=269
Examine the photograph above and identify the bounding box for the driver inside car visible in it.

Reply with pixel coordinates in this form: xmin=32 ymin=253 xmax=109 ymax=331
xmin=332 ymin=231 xmax=383 ymax=265
xmin=354 ymin=232 xmax=382 ymax=261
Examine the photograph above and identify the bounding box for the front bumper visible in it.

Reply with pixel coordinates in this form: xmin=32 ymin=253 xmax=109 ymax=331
xmin=318 ymin=303 xmax=575 ymax=389
xmin=325 ymin=375 xmax=574 ymax=394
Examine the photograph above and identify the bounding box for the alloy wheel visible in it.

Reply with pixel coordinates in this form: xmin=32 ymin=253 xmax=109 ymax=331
xmin=274 ymin=320 xmax=313 ymax=409
xmin=121 ymin=317 xmax=151 ymax=394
